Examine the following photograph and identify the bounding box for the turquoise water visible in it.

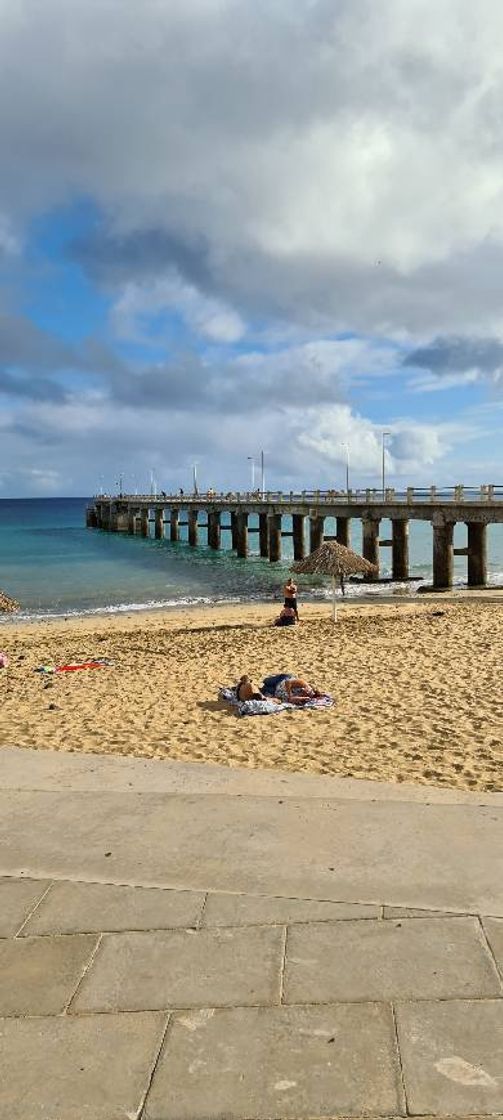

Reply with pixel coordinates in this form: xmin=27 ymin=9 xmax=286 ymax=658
xmin=0 ymin=498 xmax=502 ymax=621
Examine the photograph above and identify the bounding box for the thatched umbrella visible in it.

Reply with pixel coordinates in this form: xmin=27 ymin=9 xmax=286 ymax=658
xmin=0 ymin=589 xmax=20 ymax=613
xmin=292 ymin=540 xmax=377 ymax=622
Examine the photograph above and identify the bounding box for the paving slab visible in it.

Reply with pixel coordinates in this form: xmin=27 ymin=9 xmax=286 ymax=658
xmin=0 ymin=876 xmax=50 ymax=936
xmin=22 ymin=880 xmax=205 ymax=935
xmin=202 ymin=892 xmax=380 ymax=927
xmin=1 ymin=789 xmax=502 ymax=915
xmin=0 ymin=1011 xmax=167 ymax=1120
xmin=0 ymin=933 xmax=98 ymax=1016
xmin=284 ymin=918 xmax=501 ymax=1004
xmin=72 ymin=925 xmax=284 ymax=1013
xmin=482 ymin=918 xmax=503 ymax=978
xmin=396 ymin=999 xmax=503 ymax=1116
xmin=144 ymin=1002 xmax=403 ymax=1120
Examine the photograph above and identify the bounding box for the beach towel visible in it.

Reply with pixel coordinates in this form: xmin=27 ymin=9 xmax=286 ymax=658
xmin=218 ymin=684 xmax=334 ymax=717
xmin=35 ymin=658 xmax=114 ymax=674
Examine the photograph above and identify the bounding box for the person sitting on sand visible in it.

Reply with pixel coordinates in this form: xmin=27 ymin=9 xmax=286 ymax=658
xmin=235 ymin=675 xmax=267 ymax=701
xmin=273 ymin=605 xmax=296 ymax=627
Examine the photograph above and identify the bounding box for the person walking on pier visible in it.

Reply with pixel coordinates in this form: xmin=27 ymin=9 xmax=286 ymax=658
xmin=283 ymin=576 xmax=299 ymax=621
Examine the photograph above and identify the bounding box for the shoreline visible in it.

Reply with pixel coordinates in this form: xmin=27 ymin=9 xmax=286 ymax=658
xmin=0 ymin=597 xmax=502 ymax=794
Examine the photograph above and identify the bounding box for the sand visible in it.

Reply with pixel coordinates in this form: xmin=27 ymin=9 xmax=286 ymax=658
xmin=0 ymin=598 xmax=502 ymax=792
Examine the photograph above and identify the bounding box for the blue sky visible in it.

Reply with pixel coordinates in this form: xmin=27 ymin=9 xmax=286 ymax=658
xmin=1 ymin=0 xmax=502 ymax=497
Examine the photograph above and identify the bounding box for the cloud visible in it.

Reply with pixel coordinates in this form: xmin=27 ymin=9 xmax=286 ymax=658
xmin=3 ymin=1 xmax=503 ymax=338
xmin=404 ymin=336 xmax=503 ymax=387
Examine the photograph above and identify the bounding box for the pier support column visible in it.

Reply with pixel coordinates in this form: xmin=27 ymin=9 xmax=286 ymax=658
xmin=259 ymin=514 xmax=269 ymax=558
xmin=208 ymin=511 xmax=221 ymax=550
xmin=293 ymin=514 xmax=305 ymax=561
xmin=154 ymin=509 xmax=164 ymax=539
xmin=231 ymin=512 xmax=238 ymax=551
xmin=188 ymin=509 xmax=199 ymax=548
xmin=268 ymin=514 xmax=282 ymax=562
xmin=467 ymin=521 xmax=487 ymax=586
xmin=392 ymin=519 xmax=409 ymax=580
xmin=309 ymin=516 xmax=324 ymax=553
xmin=362 ymin=517 xmax=380 ymax=580
xmin=86 ymin=508 xmax=98 ymax=528
xmin=236 ymin=511 xmax=248 ymax=558
xmin=128 ymin=507 xmax=136 ymax=534
xmin=432 ymin=518 xmax=454 ymax=589
xmin=170 ymin=509 xmax=179 ymax=542
xmin=140 ymin=509 xmax=149 ymax=538
xmin=336 ymin=516 xmax=350 ymax=548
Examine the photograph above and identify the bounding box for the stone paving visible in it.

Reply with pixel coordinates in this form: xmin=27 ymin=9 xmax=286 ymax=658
xmin=1 ymin=874 xmax=503 ymax=1118
xmin=0 ymin=747 xmax=502 ymax=1118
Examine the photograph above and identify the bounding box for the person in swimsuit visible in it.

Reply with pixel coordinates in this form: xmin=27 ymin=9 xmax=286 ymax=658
xmin=283 ymin=577 xmax=299 ymax=621
xmin=236 ymin=675 xmax=281 ymax=703
xmin=275 ymin=676 xmax=323 ymax=704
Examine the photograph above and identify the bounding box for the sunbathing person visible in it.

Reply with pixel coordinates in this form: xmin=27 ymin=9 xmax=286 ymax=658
xmin=261 ymin=673 xmax=324 ymax=704
xmin=235 ymin=675 xmax=282 ymax=704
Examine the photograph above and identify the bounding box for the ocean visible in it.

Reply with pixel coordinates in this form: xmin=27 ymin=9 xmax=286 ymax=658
xmin=1 ymin=497 xmax=502 ymax=622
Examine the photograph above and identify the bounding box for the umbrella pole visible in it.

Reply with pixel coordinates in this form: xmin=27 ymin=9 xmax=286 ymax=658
xmin=332 ymin=574 xmax=337 ymax=623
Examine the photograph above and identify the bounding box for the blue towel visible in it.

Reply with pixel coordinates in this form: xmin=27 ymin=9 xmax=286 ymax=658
xmin=261 ymin=673 xmax=292 ymax=696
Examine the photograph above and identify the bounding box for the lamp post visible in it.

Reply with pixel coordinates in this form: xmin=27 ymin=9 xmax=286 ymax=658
xmin=260 ymin=450 xmax=265 ymax=498
xmin=382 ymin=431 xmax=391 ymax=499
xmin=192 ymin=462 xmax=199 ymax=496
xmin=247 ymin=456 xmax=256 ymax=491
xmin=340 ymin=443 xmax=350 ymax=495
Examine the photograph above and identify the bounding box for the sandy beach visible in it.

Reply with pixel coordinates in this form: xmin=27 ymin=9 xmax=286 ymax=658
xmin=0 ymin=598 xmax=501 ymax=792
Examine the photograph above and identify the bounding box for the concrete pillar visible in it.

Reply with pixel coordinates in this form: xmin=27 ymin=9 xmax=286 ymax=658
xmin=467 ymin=521 xmax=487 ymax=586
xmin=268 ymin=513 xmax=282 ymax=562
xmin=110 ymin=507 xmax=119 ymax=532
xmin=170 ymin=509 xmax=179 ymax=542
xmin=293 ymin=514 xmax=305 ymax=560
xmin=236 ymin=511 xmax=248 ymax=558
xmin=336 ymin=516 xmax=350 ymax=548
xmin=392 ymin=519 xmax=409 ymax=580
xmin=86 ymin=507 xmax=98 ymax=528
xmin=259 ymin=513 xmax=269 ymax=558
xmin=362 ymin=517 xmax=380 ymax=579
xmin=208 ymin=510 xmax=221 ymax=550
xmin=432 ymin=520 xmax=454 ymax=589
xmin=128 ymin=507 xmax=136 ymax=534
xmin=309 ymin=516 xmax=324 ymax=553
xmin=140 ymin=508 xmax=149 ymax=538
xmin=188 ymin=509 xmax=199 ymax=548
xmin=154 ymin=509 xmax=164 ymax=540
xmin=231 ymin=512 xmax=238 ymax=551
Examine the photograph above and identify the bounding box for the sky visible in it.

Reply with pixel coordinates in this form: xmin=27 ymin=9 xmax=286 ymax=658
xmin=1 ymin=0 xmax=503 ymax=498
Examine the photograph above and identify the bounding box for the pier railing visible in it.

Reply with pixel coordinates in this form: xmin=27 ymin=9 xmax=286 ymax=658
xmin=94 ymin=484 xmax=503 ymax=504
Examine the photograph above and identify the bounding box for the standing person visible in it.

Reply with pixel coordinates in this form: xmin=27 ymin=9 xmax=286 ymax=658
xmin=283 ymin=575 xmax=299 ymax=621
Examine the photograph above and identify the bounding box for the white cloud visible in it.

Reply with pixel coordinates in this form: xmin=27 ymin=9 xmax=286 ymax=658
xmin=111 ymin=275 xmax=245 ymax=344
xmin=3 ymin=1 xmax=503 ymax=334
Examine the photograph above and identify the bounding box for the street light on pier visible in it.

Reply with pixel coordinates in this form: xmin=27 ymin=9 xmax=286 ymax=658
xmin=192 ymin=462 xmax=199 ymax=496
xmin=340 ymin=443 xmax=350 ymax=496
xmin=247 ymin=456 xmax=256 ymax=490
xmin=382 ymin=431 xmax=391 ymax=499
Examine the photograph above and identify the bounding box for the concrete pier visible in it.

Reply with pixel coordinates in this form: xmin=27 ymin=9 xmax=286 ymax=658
xmin=433 ymin=518 xmax=454 ymax=589
xmin=235 ymin=511 xmax=248 ymax=559
xmin=87 ymin=489 xmax=503 ymax=590
xmin=170 ymin=509 xmax=179 ymax=543
xmin=259 ymin=514 xmax=269 ymax=558
xmin=392 ymin=519 xmax=409 ymax=581
xmin=293 ymin=514 xmax=306 ymax=561
xmin=268 ymin=514 xmax=282 ymax=562
xmin=188 ymin=510 xmax=199 ymax=548
xmin=309 ymin=516 xmax=324 ymax=553
xmin=336 ymin=516 xmax=350 ymax=547
xmin=467 ymin=521 xmax=487 ymax=587
xmin=363 ymin=517 xmax=380 ymax=579
xmin=208 ymin=511 xmax=221 ymax=551
xmin=154 ymin=509 xmax=164 ymax=540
